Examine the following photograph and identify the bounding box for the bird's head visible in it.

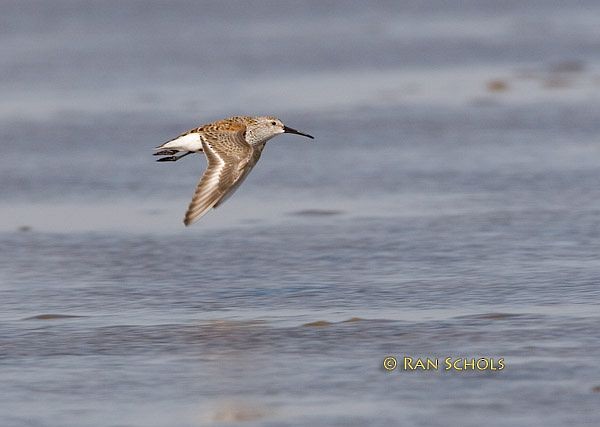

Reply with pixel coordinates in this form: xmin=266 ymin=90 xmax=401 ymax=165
xmin=247 ymin=116 xmax=314 ymax=145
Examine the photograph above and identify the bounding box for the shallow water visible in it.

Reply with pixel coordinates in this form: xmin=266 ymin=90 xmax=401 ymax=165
xmin=2 ymin=1 xmax=600 ymax=426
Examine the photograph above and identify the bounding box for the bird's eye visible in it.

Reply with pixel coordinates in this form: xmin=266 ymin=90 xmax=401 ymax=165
xmin=271 ymin=121 xmax=277 ymax=126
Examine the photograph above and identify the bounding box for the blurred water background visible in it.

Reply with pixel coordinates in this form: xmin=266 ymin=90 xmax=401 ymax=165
xmin=2 ymin=1 xmax=600 ymax=426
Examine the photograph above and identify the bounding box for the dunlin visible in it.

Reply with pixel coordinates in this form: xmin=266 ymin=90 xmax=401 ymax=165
xmin=154 ymin=116 xmax=314 ymax=226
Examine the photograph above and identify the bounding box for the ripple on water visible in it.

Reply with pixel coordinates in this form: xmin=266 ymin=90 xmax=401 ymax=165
xmin=22 ymin=314 xmax=88 ymax=320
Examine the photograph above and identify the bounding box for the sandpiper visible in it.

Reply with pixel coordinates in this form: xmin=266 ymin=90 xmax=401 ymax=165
xmin=154 ymin=116 xmax=314 ymax=226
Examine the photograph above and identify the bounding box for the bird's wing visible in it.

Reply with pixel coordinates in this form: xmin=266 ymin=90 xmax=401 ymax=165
xmin=183 ymin=125 xmax=254 ymax=226
xmin=213 ymin=146 xmax=264 ymax=208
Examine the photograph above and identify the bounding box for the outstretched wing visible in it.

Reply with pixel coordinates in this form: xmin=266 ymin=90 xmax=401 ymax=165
xmin=213 ymin=146 xmax=264 ymax=208
xmin=183 ymin=125 xmax=254 ymax=226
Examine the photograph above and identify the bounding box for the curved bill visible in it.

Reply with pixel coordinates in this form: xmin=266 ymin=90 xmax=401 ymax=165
xmin=283 ymin=126 xmax=314 ymax=139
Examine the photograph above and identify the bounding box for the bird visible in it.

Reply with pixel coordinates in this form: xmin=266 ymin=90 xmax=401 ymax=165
xmin=154 ymin=115 xmax=314 ymax=226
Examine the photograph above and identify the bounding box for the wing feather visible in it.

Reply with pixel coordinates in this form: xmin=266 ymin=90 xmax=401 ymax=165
xmin=183 ymin=127 xmax=254 ymax=226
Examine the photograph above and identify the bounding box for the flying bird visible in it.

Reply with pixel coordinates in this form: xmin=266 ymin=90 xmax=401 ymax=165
xmin=154 ymin=116 xmax=314 ymax=226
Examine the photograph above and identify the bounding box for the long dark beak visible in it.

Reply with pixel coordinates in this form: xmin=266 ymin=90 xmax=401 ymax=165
xmin=283 ymin=126 xmax=314 ymax=139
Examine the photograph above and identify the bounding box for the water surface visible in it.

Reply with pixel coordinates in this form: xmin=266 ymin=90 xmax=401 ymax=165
xmin=2 ymin=1 xmax=600 ymax=426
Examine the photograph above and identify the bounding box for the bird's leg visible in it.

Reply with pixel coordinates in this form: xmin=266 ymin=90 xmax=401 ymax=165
xmin=156 ymin=151 xmax=194 ymax=162
xmin=154 ymin=149 xmax=179 ymax=156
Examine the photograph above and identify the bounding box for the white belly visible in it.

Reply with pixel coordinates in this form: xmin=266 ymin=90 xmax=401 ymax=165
xmin=159 ymin=133 xmax=203 ymax=152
